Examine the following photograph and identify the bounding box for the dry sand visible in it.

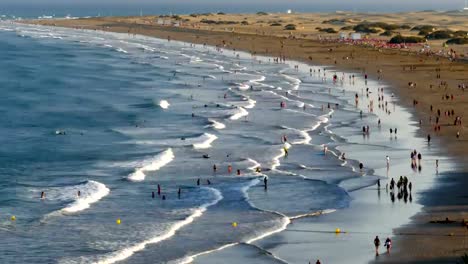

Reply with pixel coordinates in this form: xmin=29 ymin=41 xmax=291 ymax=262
xmin=24 ymin=11 xmax=468 ymax=263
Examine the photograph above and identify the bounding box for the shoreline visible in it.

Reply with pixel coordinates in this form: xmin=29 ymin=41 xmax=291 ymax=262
xmin=18 ymin=15 xmax=468 ymax=263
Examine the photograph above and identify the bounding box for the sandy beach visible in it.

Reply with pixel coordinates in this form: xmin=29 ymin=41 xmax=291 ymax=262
xmin=22 ymin=11 xmax=468 ymax=263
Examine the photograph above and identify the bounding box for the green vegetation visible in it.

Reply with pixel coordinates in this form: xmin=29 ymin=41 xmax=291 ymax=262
xmin=400 ymin=24 xmax=412 ymax=29
xmin=217 ymin=12 xmax=226 ymax=15
xmin=241 ymin=21 xmax=249 ymax=25
xmin=411 ymin=25 xmax=436 ymax=32
xmin=200 ymin=19 xmax=238 ymax=25
xmin=453 ymin=30 xmax=468 ymax=37
xmin=322 ymin=18 xmax=347 ymax=25
xmin=270 ymin=22 xmax=282 ymax=26
xmin=353 ymin=24 xmax=380 ymax=33
xmin=318 ymin=27 xmax=338 ymax=33
xmin=426 ymin=30 xmax=453 ymax=39
xmin=389 ymin=35 xmax=425 ymax=44
xmin=256 ymin=11 xmax=269 ymax=15
xmin=284 ymin=24 xmax=296 ymax=30
xmin=380 ymin=30 xmax=394 ymax=36
xmin=446 ymin=38 xmax=468 ymax=45
xmin=340 ymin=26 xmax=354 ymax=30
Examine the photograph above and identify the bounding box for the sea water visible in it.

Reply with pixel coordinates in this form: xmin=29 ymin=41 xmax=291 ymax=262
xmin=0 ymin=22 xmax=446 ymax=264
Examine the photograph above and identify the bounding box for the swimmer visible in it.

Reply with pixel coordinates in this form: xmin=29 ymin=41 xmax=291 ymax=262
xmin=228 ymin=165 xmax=233 ymax=174
xmin=41 ymin=191 xmax=45 ymax=199
xmin=178 ymin=188 xmax=181 ymax=199
xmin=77 ymin=190 xmax=81 ymax=197
xmin=197 ymin=179 xmax=200 ymax=186
xmin=237 ymin=169 xmax=241 ymax=176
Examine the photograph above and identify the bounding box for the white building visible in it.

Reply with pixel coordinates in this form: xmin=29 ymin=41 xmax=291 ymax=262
xmin=351 ymin=33 xmax=361 ymax=40
xmin=339 ymin=32 xmax=348 ymax=39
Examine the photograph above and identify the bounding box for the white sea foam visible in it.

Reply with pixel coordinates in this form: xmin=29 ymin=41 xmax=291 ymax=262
xmin=205 ymin=119 xmax=226 ymax=130
xmin=127 ymin=148 xmax=175 ymax=182
xmin=92 ymin=188 xmax=223 ymax=264
xmin=229 ymin=107 xmax=248 ymax=120
xmin=62 ymin=181 xmax=110 ymax=213
xmin=193 ymin=133 xmax=218 ymax=149
xmin=115 ymin=48 xmax=127 ymax=53
xmin=41 ymin=180 xmax=110 ymax=215
xmin=159 ymin=100 xmax=170 ymax=109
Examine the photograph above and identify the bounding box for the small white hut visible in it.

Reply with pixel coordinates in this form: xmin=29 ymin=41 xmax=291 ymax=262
xmin=351 ymin=33 xmax=361 ymax=40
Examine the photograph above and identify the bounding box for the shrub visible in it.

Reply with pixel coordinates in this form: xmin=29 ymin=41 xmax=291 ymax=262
xmin=257 ymin=11 xmax=269 ymax=15
xmin=241 ymin=21 xmax=249 ymax=25
xmin=353 ymin=24 xmax=380 ymax=33
xmin=380 ymin=30 xmax=394 ymax=36
xmin=454 ymin=30 xmax=468 ymax=37
xmin=446 ymin=38 xmax=468 ymax=45
xmin=400 ymin=24 xmax=412 ymax=29
xmin=411 ymin=25 xmax=435 ymax=32
xmin=319 ymin=28 xmax=338 ymax=33
xmin=426 ymin=30 xmax=453 ymax=39
xmin=389 ymin=35 xmax=425 ymax=44
xmin=270 ymin=22 xmax=282 ymax=26
xmin=340 ymin=26 xmax=354 ymax=30
xmin=217 ymin=12 xmax=226 ymax=15
xmin=284 ymin=24 xmax=296 ymax=30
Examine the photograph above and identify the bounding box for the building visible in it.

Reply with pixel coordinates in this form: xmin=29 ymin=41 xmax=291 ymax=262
xmin=351 ymin=33 xmax=361 ymax=40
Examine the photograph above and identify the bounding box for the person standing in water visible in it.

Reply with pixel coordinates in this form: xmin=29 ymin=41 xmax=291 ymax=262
xmin=178 ymin=188 xmax=181 ymax=199
xmin=264 ymin=177 xmax=268 ymax=190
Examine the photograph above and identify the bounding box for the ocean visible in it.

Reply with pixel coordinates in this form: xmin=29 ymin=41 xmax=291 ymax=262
xmin=0 ymin=21 xmax=448 ymax=264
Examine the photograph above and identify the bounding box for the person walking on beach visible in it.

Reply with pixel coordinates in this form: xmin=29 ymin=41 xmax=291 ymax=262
xmin=374 ymin=236 xmax=381 ymax=256
xmin=384 ymin=237 xmax=392 ymax=254
xmin=386 ymin=156 xmax=390 ymax=168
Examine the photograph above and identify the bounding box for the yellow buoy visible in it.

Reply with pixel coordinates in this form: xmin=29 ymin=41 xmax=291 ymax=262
xmin=11 ymin=216 xmax=16 ymax=221
xmin=116 ymin=218 xmax=121 ymax=225
xmin=335 ymin=228 xmax=341 ymax=234
xmin=232 ymin=222 xmax=238 ymax=228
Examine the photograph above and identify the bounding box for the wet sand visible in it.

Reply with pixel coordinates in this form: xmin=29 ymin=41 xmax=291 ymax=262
xmin=22 ymin=13 xmax=468 ymax=263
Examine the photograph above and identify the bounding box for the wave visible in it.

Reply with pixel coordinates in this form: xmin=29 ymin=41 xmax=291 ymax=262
xmin=229 ymin=107 xmax=248 ymax=120
xmin=193 ymin=133 xmax=218 ymax=149
xmin=40 ymin=180 xmax=110 ymax=215
xmin=115 ymin=48 xmax=127 ymax=53
xmin=159 ymin=100 xmax=170 ymax=109
xmin=127 ymin=148 xmax=175 ymax=182
xmin=93 ymin=187 xmax=223 ymax=264
xmin=205 ymin=119 xmax=226 ymax=130
xmin=62 ymin=181 xmax=110 ymax=213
